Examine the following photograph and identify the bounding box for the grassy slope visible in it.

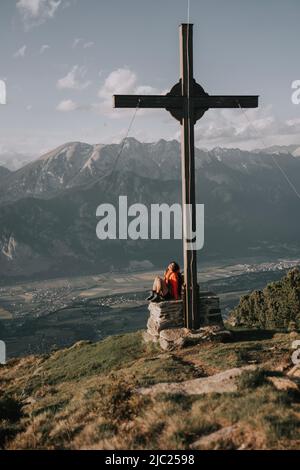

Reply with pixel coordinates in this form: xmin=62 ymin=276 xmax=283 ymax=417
xmin=0 ymin=330 xmax=300 ymax=450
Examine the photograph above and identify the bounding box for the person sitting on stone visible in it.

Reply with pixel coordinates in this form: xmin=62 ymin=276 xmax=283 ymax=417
xmin=146 ymin=262 xmax=183 ymax=302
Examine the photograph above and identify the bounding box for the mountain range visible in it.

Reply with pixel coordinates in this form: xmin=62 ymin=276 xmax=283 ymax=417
xmin=0 ymin=138 xmax=300 ymax=281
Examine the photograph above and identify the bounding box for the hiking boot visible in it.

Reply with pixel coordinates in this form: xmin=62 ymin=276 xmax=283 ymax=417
xmin=146 ymin=291 xmax=155 ymax=301
xmin=151 ymin=293 xmax=163 ymax=303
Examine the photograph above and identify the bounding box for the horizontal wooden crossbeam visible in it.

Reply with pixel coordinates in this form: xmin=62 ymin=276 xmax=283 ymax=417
xmin=114 ymin=95 xmax=181 ymax=109
xmin=114 ymin=95 xmax=259 ymax=110
xmin=203 ymin=96 xmax=259 ymax=108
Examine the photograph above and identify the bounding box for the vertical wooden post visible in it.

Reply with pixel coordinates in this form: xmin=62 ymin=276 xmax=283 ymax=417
xmin=180 ymin=24 xmax=199 ymax=330
xmin=113 ymin=24 xmax=258 ymax=331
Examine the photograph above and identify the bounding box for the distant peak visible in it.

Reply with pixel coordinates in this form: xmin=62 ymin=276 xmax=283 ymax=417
xmin=151 ymin=139 xmax=180 ymax=149
xmin=38 ymin=142 xmax=92 ymax=161
xmin=123 ymin=137 xmax=140 ymax=144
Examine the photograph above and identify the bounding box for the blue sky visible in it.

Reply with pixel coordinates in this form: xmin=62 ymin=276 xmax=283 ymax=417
xmin=0 ymin=0 xmax=300 ymax=156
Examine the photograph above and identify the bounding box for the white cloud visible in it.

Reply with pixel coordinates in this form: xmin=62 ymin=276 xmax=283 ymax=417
xmin=72 ymin=38 xmax=94 ymax=49
xmin=83 ymin=41 xmax=95 ymax=49
xmin=98 ymin=68 xmax=137 ymax=98
xmin=57 ymin=65 xmax=91 ymax=90
xmin=56 ymin=99 xmax=78 ymax=112
xmin=14 ymin=45 xmax=27 ymax=58
xmin=56 ymin=99 xmax=91 ymax=112
xmin=98 ymin=68 xmax=158 ymax=117
xmin=55 ymin=67 xmax=158 ymax=117
xmin=173 ymin=105 xmax=300 ymax=150
xmin=40 ymin=44 xmax=50 ymax=54
xmin=17 ymin=0 xmax=62 ymax=29
xmin=72 ymin=37 xmax=83 ymax=48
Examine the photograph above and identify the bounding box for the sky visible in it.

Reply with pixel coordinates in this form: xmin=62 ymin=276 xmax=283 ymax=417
xmin=0 ymin=0 xmax=300 ymax=157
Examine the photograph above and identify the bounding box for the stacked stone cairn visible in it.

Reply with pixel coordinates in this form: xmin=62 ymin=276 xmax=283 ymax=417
xmin=144 ymin=292 xmax=231 ymax=351
xmin=199 ymin=291 xmax=224 ymax=325
xmin=146 ymin=300 xmax=184 ymax=340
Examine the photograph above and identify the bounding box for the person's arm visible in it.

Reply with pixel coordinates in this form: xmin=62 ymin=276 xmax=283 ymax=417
xmin=164 ymin=269 xmax=170 ymax=283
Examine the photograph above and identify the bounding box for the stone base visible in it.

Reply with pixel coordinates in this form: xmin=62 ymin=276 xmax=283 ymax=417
xmin=159 ymin=328 xmax=189 ymax=351
xmin=146 ymin=325 xmax=232 ymax=351
xmin=142 ymin=331 xmax=159 ymax=344
xmin=199 ymin=292 xmax=224 ymax=327
xmin=144 ymin=291 xmax=230 ymax=351
xmin=147 ymin=300 xmax=184 ymax=337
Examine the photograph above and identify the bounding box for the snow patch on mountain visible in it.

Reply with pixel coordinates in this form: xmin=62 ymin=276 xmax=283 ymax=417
xmin=1 ymin=235 xmax=17 ymax=261
xmin=82 ymin=144 xmax=105 ymax=172
xmin=293 ymin=147 xmax=300 ymax=157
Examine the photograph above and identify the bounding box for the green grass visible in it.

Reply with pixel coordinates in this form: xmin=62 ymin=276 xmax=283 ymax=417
xmin=264 ymin=414 xmax=300 ymax=442
xmin=237 ymin=369 xmax=268 ymax=390
xmin=16 ymin=332 xmax=157 ymax=395
xmin=1 ymin=328 xmax=300 ymax=450
xmin=129 ymin=355 xmax=201 ymax=387
xmin=42 ymin=332 xmax=147 ymax=383
xmin=179 ymin=331 xmax=292 ymax=373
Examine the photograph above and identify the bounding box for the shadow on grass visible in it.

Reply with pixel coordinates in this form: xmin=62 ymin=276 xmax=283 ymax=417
xmin=0 ymin=395 xmax=24 ymax=448
xmin=229 ymin=329 xmax=277 ymax=343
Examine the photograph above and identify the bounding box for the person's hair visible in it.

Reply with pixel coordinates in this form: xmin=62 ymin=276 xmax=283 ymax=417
xmin=170 ymin=261 xmax=180 ymax=272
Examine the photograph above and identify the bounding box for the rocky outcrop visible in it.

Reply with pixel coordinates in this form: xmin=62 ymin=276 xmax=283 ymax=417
xmin=190 ymin=425 xmax=240 ymax=450
xmin=138 ymin=365 xmax=257 ymax=396
xmin=267 ymin=376 xmax=299 ymax=391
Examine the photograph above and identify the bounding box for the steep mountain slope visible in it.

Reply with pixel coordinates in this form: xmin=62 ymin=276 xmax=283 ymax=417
xmin=0 ymin=329 xmax=299 ymax=450
xmin=0 ymin=166 xmax=10 ymax=182
xmin=1 ymin=139 xmax=300 ymax=280
xmin=0 ymin=139 xmax=182 ymax=203
xmin=0 ymin=166 xmax=300 ymax=280
xmin=0 ymin=142 xmax=93 ymax=203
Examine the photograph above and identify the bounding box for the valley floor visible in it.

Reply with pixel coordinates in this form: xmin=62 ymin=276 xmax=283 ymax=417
xmin=1 ymin=258 xmax=300 ymax=358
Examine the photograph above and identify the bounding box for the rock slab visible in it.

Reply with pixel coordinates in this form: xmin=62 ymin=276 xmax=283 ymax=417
xmin=139 ymin=365 xmax=256 ymax=396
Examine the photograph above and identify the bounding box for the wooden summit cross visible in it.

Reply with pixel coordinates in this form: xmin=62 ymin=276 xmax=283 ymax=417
xmin=114 ymin=24 xmax=258 ymax=330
